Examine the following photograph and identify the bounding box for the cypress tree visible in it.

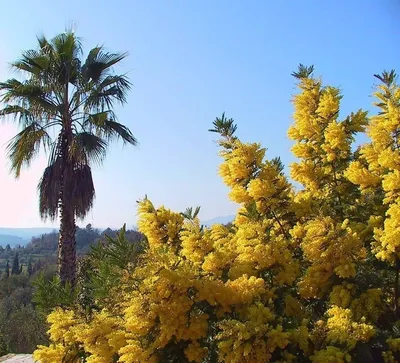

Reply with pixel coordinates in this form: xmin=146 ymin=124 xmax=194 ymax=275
xmin=11 ymin=253 xmax=20 ymax=275
xmin=27 ymin=257 xmax=33 ymax=276
xmin=5 ymin=260 xmax=9 ymax=278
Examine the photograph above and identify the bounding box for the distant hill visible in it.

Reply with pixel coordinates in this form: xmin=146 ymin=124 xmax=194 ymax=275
xmin=0 ymin=234 xmax=28 ymax=247
xmin=202 ymin=215 xmax=235 ymax=227
xmin=0 ymin=228 xmax=57 ymax=246
xmin=7 ymin=226 xmax=143 ymax=256
xmin=0 ymin=217 xmax=237 ymax=247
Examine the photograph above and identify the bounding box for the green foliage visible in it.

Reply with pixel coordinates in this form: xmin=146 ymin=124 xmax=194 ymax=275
xmin=209 ymin=113 xmax=237 ymax=141
xmin=32 ymin=273 xmax=77 ymax=314
xmin=91 ymin=224 xmax=145 ymax=270
xmin=0 ymin=274 xmax=30 ymax=299
xmin=0 ymin=223 xmax=145 ymax=352
xmin=13 ymin=227 xmax=146 ymax=322
xmin=291 ymin=63 xmax=314 ymax=79
xmin=181 ymin=206 xmax=201 ymax=220
xmin=0 ymin=292 xmax=48 ymax=353
xmin=0 ymin=274 xmax=49 ymax=355
xmin=374 ymin=69 xmax=396 ymax=86
xmin=76 ymin=226 xmax=146 ymax=312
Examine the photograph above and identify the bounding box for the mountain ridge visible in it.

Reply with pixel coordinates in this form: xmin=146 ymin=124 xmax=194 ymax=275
xmin=0 ymin=228 xmax=57 ymax=246
xmin=0 ymin=234 xmax=28 ymax=247
xmin=0 ymin=216 xmax=236 ymax=246
xmin=201 ymin=215 xmax=235 ymax=226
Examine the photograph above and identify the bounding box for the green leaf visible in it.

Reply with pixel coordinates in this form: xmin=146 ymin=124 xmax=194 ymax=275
xmin=6 ymin=122 xmax=51 ymax=178
xmin=69 ymin=132 xmax=108 ymax=166
xmin=209 ymin=113 xmax=237 ymax=140
xmin=291 ymin=63 xmax=314 ymax=79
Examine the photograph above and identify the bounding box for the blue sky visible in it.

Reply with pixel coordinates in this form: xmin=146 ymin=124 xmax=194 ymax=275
xmin=0 ymin=1 xmax=399 ymax=228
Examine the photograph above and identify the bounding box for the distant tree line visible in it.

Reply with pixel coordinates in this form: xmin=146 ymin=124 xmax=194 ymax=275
xmin=1 ymin=254 xmax=38 ymax=279
xmin=0 ymin=225 xmax=142 ymax=261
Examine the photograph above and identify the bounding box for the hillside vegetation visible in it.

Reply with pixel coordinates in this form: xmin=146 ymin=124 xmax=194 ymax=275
xmin=0 ymin=225 xmax=142 ymax=271
xmin=0 ymin=226 xmax=142 ymax=356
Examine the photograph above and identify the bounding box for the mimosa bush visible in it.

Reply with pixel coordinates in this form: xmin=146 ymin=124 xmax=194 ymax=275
xmin=35 ymin=66 xmax=400 ymax=363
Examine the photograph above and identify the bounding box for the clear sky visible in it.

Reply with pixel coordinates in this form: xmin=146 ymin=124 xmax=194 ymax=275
xmin=0 ymin=1 xmax=399 ymax=229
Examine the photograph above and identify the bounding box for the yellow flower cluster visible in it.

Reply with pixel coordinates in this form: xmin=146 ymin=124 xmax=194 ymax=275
xmin=219 ymin=142 xmax=265 ymax=186
xmin=350 ymin=288 xmax=383 ymax=323
xmin=373 ymin=203 xmax=400 ymax=262
xmin=383 ymin=338 xmax=400 ymax=362
xmin=344 ymin=161 xmax=381 ymax=190
xmin=34 ymin=309 xmax=125 ymax=363
xmin=329 ymin=284 xmax=354 ymax=308
xmin=326 ymin=306 xmax=375 ymax=349
xmin=137 ymin=198 xmax=184 ymax=248
xmin=311 ymin=346 xmax=352 ymax=363
xmin=382 ymin=351 xmax=397 ymax=363
xmin=219 ymin=139 xmax=292 ymax=218
xmin=289 ymin=322 xmax=310 ymax=353
xmin=297 ymin=218 xmax=365 ymax=298
xmin=216 ymin=303 xmax=286 ymax=363
xmin=346 ymin=73 xmax=400 ymax=263
xmin=289 ymin=75 xmax=367 ymax=200
xmin=387 ymin=337 xmax=400 ymax=352
xmin=181 ymin=221 xmax=212 ymax=264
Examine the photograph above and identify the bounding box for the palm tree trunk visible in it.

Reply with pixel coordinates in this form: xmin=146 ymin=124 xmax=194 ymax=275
xmin=58 ymin=82 xmax=77 ymax=285
xmin=58 ymin=145 xmax=77 ymax=285
xmin=58 ymin=195 xmax=77 ymax=285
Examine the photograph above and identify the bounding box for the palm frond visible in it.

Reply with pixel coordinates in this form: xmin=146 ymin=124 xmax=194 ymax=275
xmin=85 ymin=113 xmax=136 ymax=145
xmin=101 ymin=120 xmax=137 ymax=145
xmin=0 ymin=79 xmax=58 ymax=117
xmin=36 ymin=34 xmax=51 ymax=52
xmin=84 ymin=75 xmax=131 ymax=111
xmin=82 ymin=47 xmax=128 ymax=83
xmin=34 ymin=34 xmax=59 ymax=85
xmin=49 ymin=31 xmax=82 ymax=85
xmin=0 ymin=105 xmax=34 ymax=126
xmin=51 ymin=31 xmax=82 ymax=64
xmin=96 ymin=75 xmax=131 ymax=93
xmin=69 ymin=132 xmax=108 ymax=166
xmin=11 ymin=49 xmax=50 ymax=75
xmin=7 ymin=122 xmax=51 ymax=177
xmin=84 ymin=110 xmax=110 ymax=125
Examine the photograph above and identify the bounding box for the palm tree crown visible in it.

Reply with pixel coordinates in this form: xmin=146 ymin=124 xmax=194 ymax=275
xmin=0 ymin=31 xmax=137 ymax=283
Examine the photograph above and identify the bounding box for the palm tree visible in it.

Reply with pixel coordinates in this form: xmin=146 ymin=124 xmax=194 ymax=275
xmin=0 ymin=31 xmax=137 ymax=285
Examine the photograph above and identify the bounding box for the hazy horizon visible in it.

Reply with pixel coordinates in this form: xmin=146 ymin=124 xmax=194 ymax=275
xmin=0 ymin=214 xmax=236 ymax=231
